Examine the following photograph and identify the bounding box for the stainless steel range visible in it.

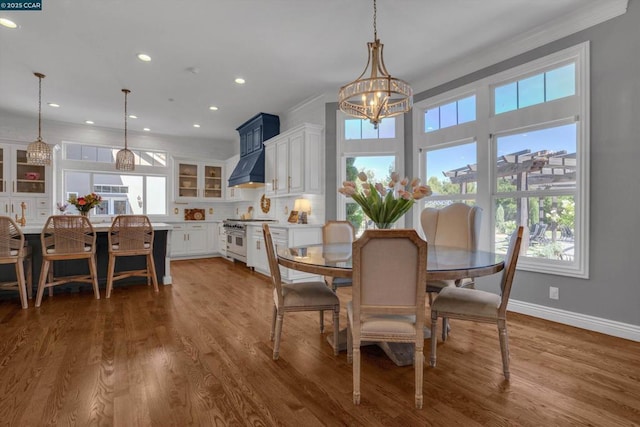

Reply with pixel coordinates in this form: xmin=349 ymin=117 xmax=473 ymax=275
xmin=222 ymin=219 xmax=277 ymax=263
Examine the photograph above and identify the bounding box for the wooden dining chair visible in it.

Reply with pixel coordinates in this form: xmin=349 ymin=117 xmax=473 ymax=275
xmin=0 ymin=216 xmax=33 ymax=309
xmin=262 ymin=223 xmax=340 ymax=360
xmin=322 ymin=220 xmax=355 ymax=291
xmin=429 ymin=226 xmax=524 ymax=380
xmin=347 ymin=229 xmax=427 ymax=408
xmin=106 ymin=215 xmax=158 ymax=298
xmin=35 ymin=215 xmax=100 ymax=307
xmin=421 ymin=203 xmax=482 ymax=338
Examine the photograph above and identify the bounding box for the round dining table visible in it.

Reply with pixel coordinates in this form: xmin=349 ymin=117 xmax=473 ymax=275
xmin=276 ymin=242 xmax=505 ymax=366
xmin=277 ymin=242 xmax=505 ymax=282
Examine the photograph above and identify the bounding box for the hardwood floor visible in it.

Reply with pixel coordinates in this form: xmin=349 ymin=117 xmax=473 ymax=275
xmin=1 ymin=257 xmax=639 ymax=426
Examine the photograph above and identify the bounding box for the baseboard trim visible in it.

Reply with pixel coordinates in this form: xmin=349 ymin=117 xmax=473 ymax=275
xmin=508 ymin=299 xmax=640 ymax=342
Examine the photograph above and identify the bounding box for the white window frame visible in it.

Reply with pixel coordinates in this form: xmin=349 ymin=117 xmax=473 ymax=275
xmin=336 ymin=112 xmax=406 ymax=227
xmin=413 ymin=42 xmax=589 ymax=279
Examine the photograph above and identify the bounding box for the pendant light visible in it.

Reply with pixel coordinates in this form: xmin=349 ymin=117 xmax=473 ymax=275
xmin=115 ymin=88 xmax=135 ymax=171
xmin=26 ymin=72 xmax=52 ymax=165
xmin=337 ymin=0 xmax=413 ymax=129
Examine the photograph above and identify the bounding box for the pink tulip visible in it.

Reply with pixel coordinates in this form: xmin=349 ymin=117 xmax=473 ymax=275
xmin=357 ymin=172 xmax=368 ymax=182
xmin=410 ymin=177 xmax=420 ymax=187
xmin=375 ymin=183 xmax=387 ymax=196
xmin=362 ymin=183 xmax=370 ymax=190
xmin=339 ymin=187 xmax=356 ymax=196
xmin=343 ymin=181 xmax=356 ymax=188
xmin=398 ymin=190 xmax=412 ymax=200
xmin=390 ymin=172 xmax=399 ymax=182
xmin=419 ymin=185 xmax=433 ymax=196
xmin=400 ymin=177 xmax=409 ymax=186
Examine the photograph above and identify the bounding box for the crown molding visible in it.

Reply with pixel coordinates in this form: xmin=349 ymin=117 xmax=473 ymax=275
xmin=412 ymin=0 xmax=628 ymax=93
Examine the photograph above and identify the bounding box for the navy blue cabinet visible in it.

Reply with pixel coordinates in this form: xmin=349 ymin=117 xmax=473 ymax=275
xmin=236 ymin=113 xmax=280 ymax=156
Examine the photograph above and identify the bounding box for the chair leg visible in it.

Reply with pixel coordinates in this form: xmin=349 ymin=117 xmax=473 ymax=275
xmin=498 ymin=319 xmax=510 ymax=380
xmin=89 ymin=256 xmax=100 ymax=300
xmin=353 ymin=346 xmax=361 ymax=405
xmin=15 ymin=261 xmax=28 ymax=309
xmin=415 ymin=345 xmax=424 ymax=409
xmin=319 ymin=310 xmax=325 ymax=333
xmin=47 ymin=267 xmax=53 ymax=297
xmin=270 ymin=304 xmax=277 ymax=340
xmin=106 ymin=253 xmax=116 ymax=298
xmin=346 ymin=322 xmax=353 ymax=364
xmin=332 ymin=307 xmax=339 ymax=356
xmin=148 ymin=253 xmax=159 ymax=292
xmin=442 ymin=318 xmax=449 ymax=341
xmin=273 ymin=311 xmax=284 ymax=360
xmin=36 ymin=259 xmax=50 ymax=307
xmin=430 ymin=311 xmax=438 ymax=367
xmin=26 ymin=254 xmax=33 ymax=300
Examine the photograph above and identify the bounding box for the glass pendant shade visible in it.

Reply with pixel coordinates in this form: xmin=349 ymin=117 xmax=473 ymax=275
xmin=27 ymin=72 xmax=52 ymax=165
xmin=116 ymin=88 xmax=135 ymax=171
xmin=337 ymin=0 xmax=412 ymax=129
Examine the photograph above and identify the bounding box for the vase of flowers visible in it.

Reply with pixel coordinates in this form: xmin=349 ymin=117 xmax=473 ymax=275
xmin=68 ymin=192 xmax=102 ymax=217
xmin=338 ymin=172 xmax=432 ymax=229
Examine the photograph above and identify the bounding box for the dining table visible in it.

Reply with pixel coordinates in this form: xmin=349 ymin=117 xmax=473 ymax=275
xmin=277 ymin=242 xmax=505 ymax=366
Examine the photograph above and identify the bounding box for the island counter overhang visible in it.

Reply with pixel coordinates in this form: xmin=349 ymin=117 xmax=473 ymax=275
xmin=14 ymin=222 xmax=173 ymax=295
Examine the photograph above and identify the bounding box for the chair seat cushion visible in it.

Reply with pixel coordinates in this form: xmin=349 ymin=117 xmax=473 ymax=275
xmin=46 ymin=246 xmax=92 ymax=254
xmin=347 ymin=301 xmax=417 ymax=335
xmin=426 ymin=279 xmax=455 ymax=293
xmin=431 ymin=287 xmax=501 ymax=319
xmin=111 ymin=243 xmax=151 ymax=250
xmin=275 ymin=282 xmax=339 ymax=308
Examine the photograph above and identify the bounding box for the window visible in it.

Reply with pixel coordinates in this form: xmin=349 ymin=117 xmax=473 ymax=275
xmin=64 ymin=171 xmax=166 ymax=216
xmin=337 ymin=112 xmax=405 ymax=234
xmin=421 ymin=141 xmax=477 ymax=210
xmin=65 ymin=143 xmax=167 ymax=167
xmin=344 ymin=155 xmax=396 ymax=237
xmin=424 ymin=95 xmax=476 ymax=132
xmin=494 ymin=63 xmax=575 ymax=114
xmin=414 ymin=42 xmax=589 ymax=278
xmin=345 ymin=118 xmax=395 ymax=140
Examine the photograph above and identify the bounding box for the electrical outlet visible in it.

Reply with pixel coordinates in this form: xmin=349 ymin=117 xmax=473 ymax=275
xmin=549 ymin=286 xmax=559 ymax=300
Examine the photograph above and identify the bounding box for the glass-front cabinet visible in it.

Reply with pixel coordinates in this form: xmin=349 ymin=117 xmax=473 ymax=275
xmin=175 ymin=158 xmax=224 ymax=201
xmin=0 ymin=142 xmax=51 ymax=221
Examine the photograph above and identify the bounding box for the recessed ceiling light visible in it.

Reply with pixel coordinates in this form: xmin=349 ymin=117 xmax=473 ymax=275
xmin=129 ymin=114 xmax=138 ymax=119
xmin=48 ymin=103 xmax=60 ymax=108
xmin=85 ymin=120 xmax=94 ymax=125
xmin=0 ymin=18 xmax=17 ymax=29
xmin=137 ymin=53 xmax=151 ymax=62
xmin=193 ymin=124 xmax=200 ymax=128
xmin=235 ymin=78 xmax=245 ymax=85
xmin=209 ymin=106 xmax=219 ymax=111
xmin=143 ymin=128 xmax=150 ymax=132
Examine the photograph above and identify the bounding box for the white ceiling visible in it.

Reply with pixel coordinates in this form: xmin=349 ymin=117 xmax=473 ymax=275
xmin=0 ymin=0 xmax=626 ymax=143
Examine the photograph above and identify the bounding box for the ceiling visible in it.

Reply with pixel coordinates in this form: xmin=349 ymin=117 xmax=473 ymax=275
xmin=0 ymin=0 xmax=625 ymax=143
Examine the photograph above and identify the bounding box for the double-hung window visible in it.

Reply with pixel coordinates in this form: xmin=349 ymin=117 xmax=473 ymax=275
xmin=414 ymin=42 xmax=589 ymax=278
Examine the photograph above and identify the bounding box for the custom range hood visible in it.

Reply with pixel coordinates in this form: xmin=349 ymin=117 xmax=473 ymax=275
xmin=228 ymin=113 xmax=280 ymax=188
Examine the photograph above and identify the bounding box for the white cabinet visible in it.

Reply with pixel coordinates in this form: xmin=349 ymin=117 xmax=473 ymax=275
xmin=263 ymin=123 xmax=323 ymax=197
xmin=225 ymin=154 xmax=245 ymax=201
xmin=170 ymin=223 xmax=210 ymax=258
xmin=0 ymin=143 xmax=52 ymax=221
xmin=175 ymin=159 xmax=224 ymax=201
xmin=218 ymin=223 xmax=227 ymax=257
xmin=247 ymin=224 xmax=322 ymax=283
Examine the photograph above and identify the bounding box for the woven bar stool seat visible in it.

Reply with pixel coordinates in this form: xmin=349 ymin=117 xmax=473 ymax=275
xmin=106 ymin=215 xmax=158 ymax=298
xmin=36 ymin=215 xmax=100 ymax=307
xmin=0 ymin=216 xmax=33 ymax=309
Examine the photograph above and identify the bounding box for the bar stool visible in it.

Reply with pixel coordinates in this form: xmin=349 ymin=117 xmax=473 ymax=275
xmin=0 ymin=216 xmax=33 ymax=309
xmin=106 ymin=215 xmax=158 ymax=298
xmin=36 ymin=215 xmax=100 ymax=307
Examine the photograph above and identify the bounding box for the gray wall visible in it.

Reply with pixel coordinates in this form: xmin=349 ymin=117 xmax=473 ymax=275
xmin=325 ymin=0 xmax=640 ymax=327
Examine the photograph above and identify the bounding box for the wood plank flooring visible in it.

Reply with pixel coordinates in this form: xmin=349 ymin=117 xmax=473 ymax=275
xmin=0 ymin=257 xmax=639 ymax=426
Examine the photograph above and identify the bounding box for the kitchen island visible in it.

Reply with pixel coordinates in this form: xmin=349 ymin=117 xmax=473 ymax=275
xmin=3 ymin=222 xmax=172 ymax=299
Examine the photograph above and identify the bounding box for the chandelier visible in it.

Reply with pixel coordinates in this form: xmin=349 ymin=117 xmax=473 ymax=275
xmin=26 ymin=72 xmax=52 ymax=165
xmin=338 ymin=0 xmax=413 ymax=129
xmin=115 ymin=89 xmax=135 ymax=171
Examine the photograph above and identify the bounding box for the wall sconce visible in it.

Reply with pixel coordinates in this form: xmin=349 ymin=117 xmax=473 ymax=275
xmin=293 ymin=198 xmax=311 ymax=224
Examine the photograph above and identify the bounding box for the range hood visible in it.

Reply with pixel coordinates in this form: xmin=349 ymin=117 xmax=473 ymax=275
xmin=228 ymin=113 xmax=279 ymax=188
xmin=227 ymin=150 xmax=266 ymax=188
